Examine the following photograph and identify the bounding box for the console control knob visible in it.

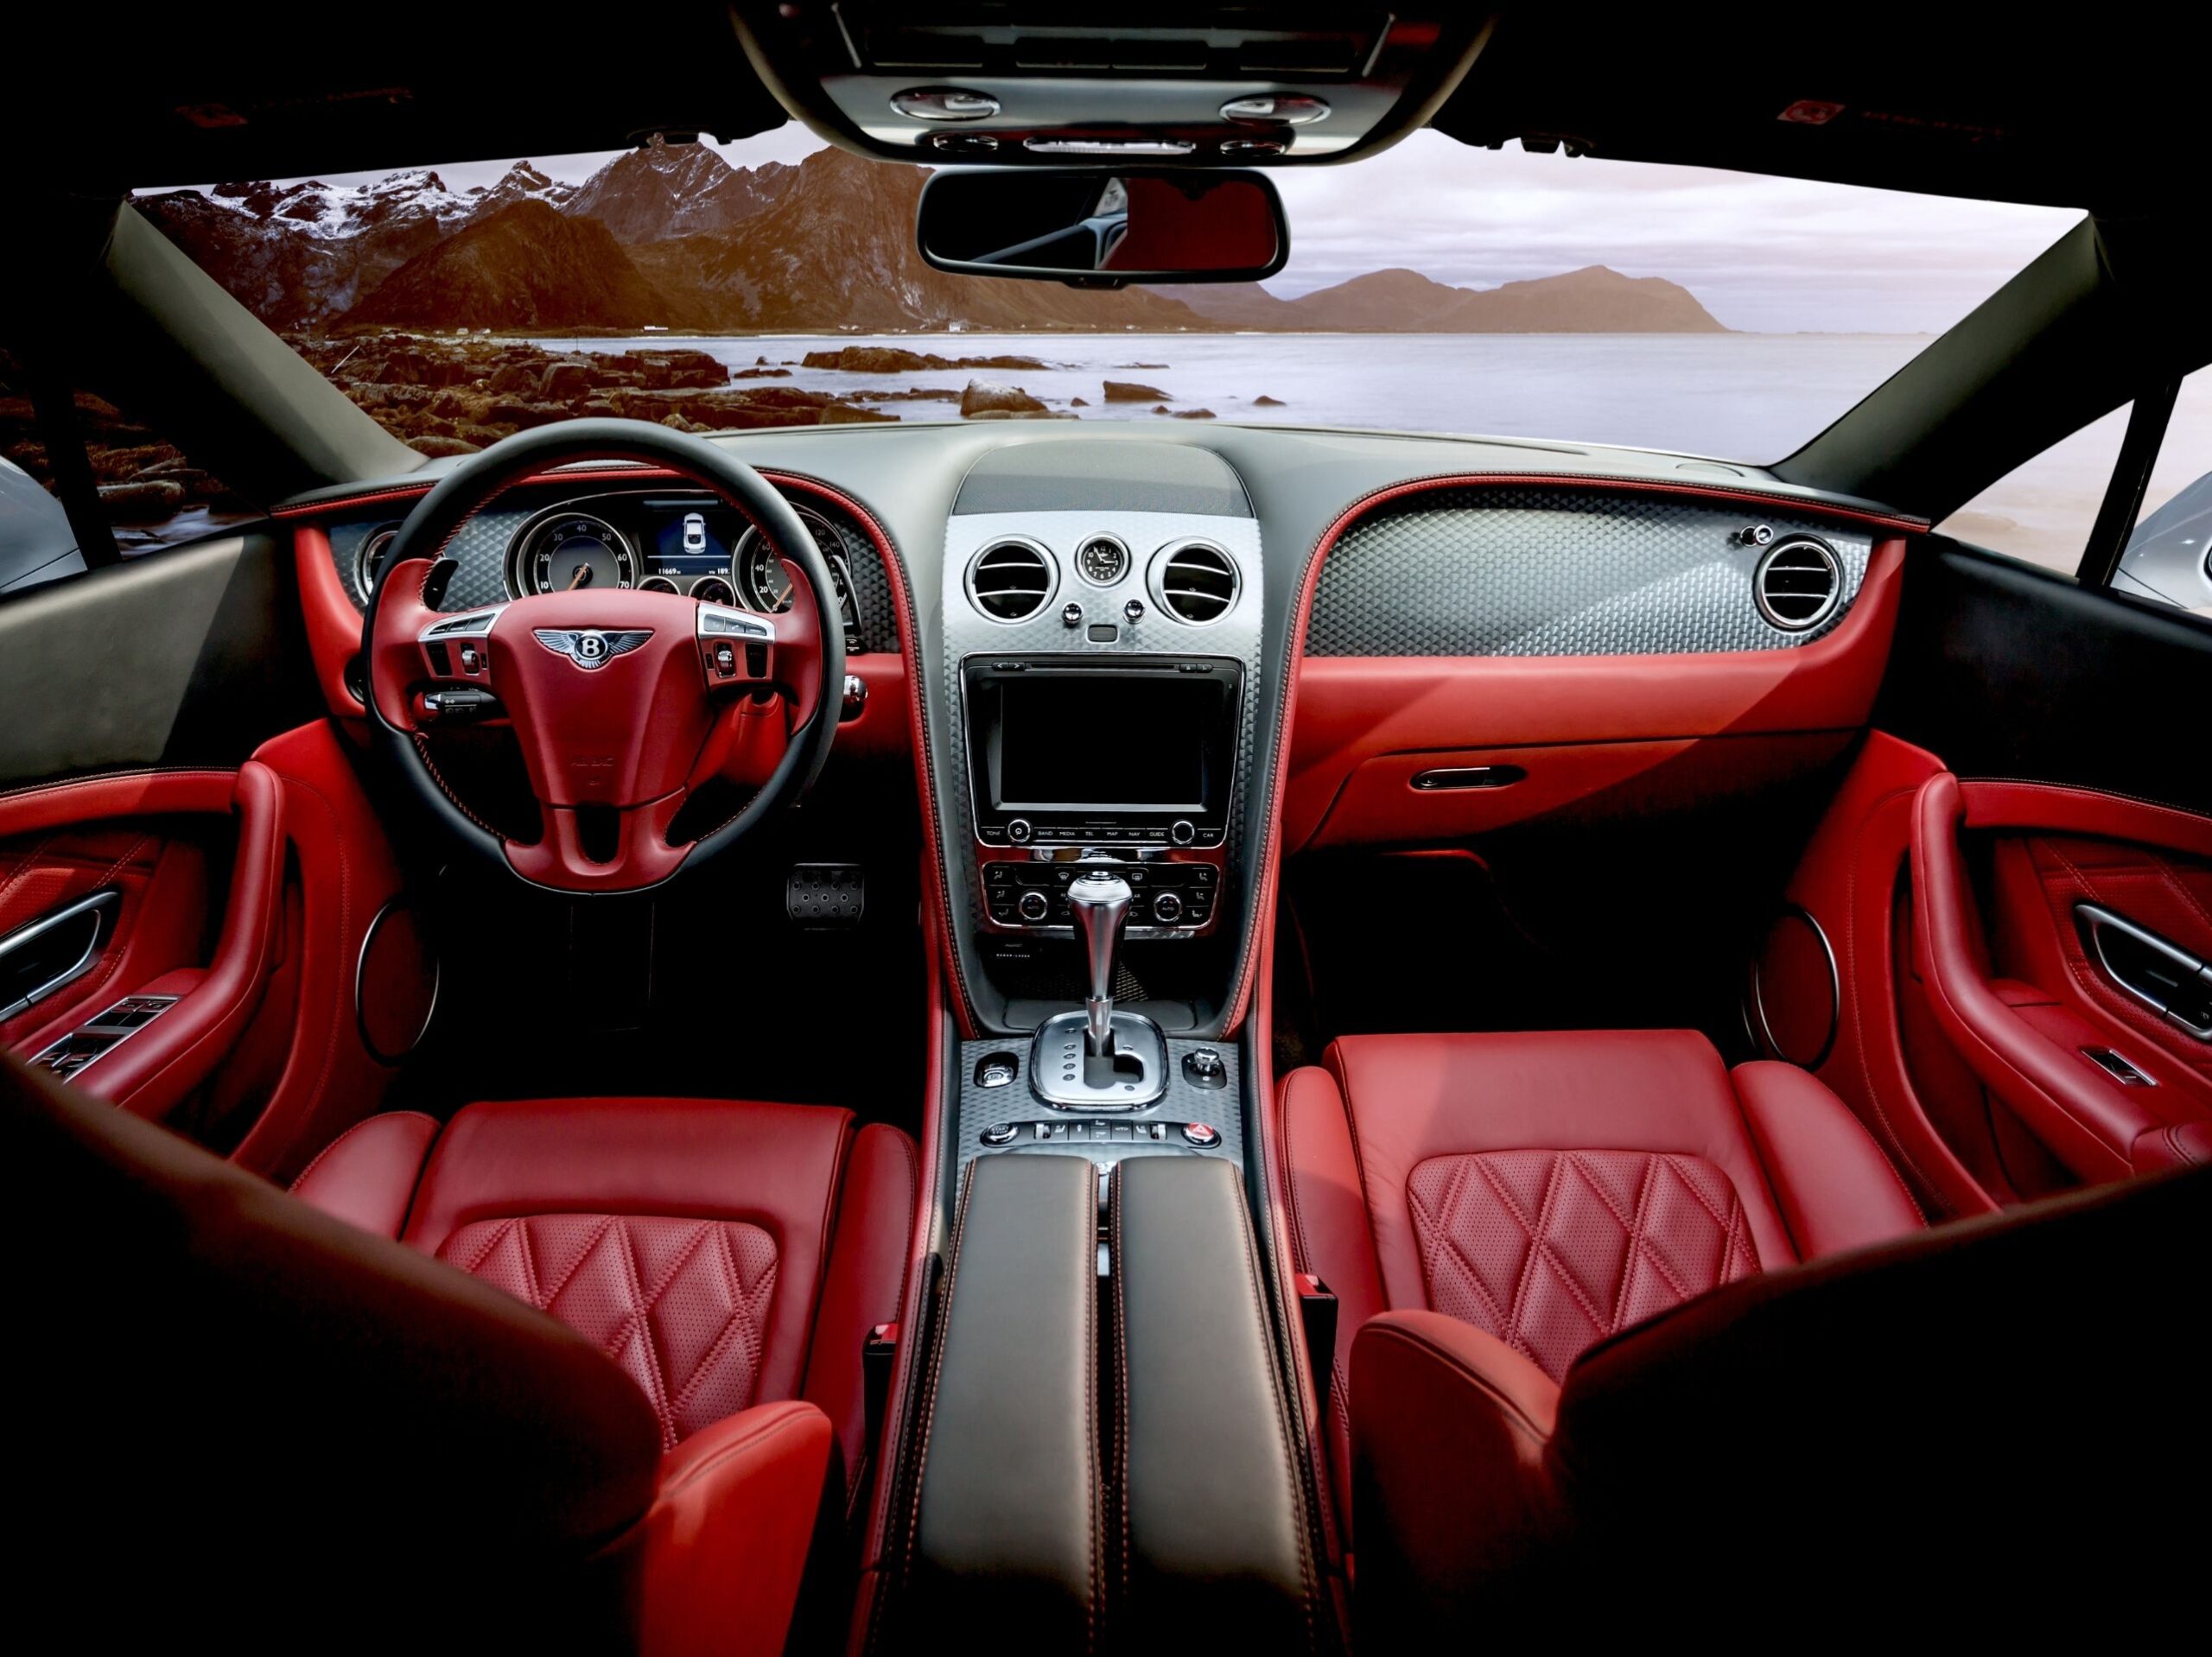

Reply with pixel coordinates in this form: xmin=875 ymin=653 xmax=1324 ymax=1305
xmin=1170 ymin=819 xmax=1196 ymax=846
xmin=1152 ymin=891 xmax=1185 ymax=924
xmin=1183 ymin=1048 xmax=1228 ymax=1089
xmin=980 ymin=1121 xmax=1017 ymax=1146
xmin=1016 ymin=891 xmax=1050 ymax=922
xmin=1007 ymin=818 xmax=1033 ymax=844
xmin=1182 ymin=1121 xmax=1222 ymax=1149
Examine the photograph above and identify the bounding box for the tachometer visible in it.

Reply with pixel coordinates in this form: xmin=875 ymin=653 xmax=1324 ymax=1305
xmin=512 ymin=511 xmax=636 ymax=596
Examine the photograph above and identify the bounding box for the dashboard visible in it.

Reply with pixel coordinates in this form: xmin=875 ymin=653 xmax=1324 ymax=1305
xmin=286 ymin=422 xmax=1922 ymax=1043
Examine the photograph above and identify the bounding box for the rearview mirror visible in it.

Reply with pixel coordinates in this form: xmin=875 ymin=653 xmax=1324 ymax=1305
xmin=917 ymin=168 xmax=1288 ymax=285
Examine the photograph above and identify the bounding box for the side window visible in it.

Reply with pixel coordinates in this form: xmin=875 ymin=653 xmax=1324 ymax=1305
xmin=1936 ymin=402 xmax=2133 ymax=577
xmin=0 ymin=345 xmax=252 ymax=595
xmin=2116 ymin=366 xmax=2212 ymax=618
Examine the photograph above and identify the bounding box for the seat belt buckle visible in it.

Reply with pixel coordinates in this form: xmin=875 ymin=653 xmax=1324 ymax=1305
xmin=1295 ymin=1273 xmax=1338 ymax=1413
xmin=863 ymin=1322 xmax=899 ymax=1452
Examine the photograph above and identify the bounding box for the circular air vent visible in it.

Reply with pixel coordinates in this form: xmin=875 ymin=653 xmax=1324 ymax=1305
xmin=1753 ymin=536 xmax=1842 ymax=632
xmin=965 ymin=539 xmax=1057 ymax=621
xmin=352 ymin=527 xmax=399 ymax=605
xmin=1150 ymin=541 xmax=1241 ymax=625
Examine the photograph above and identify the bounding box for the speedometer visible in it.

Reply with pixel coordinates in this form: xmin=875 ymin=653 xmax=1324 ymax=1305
xmin=511 ymin=511 xmax=635 ymax=596
xmin=734 ymin=508 xmax=861 ymax=619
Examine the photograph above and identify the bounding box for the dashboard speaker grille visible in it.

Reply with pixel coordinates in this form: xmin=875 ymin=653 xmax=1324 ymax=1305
xmin=1753 ymin=536 xmax=1842 ymax=632
xmin=1155 ymin=542 xmax=1239 ymax=623
xmin=966 ymin=540 xmax=1055 ymax=620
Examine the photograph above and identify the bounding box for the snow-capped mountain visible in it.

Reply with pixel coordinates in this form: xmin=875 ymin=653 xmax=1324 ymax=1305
xmin=141 ymin=160 xmax=582 ymax=325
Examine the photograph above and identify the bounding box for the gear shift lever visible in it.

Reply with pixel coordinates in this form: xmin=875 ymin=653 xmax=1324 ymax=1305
xmin=1027 ymin=867 xmax=1166 ymax=1108
xmin=1068 ymin=871 xmax=1132 ymax=1056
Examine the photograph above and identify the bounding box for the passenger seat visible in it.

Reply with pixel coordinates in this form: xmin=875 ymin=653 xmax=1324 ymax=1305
xmin=1279 ymin=1030 xmax=1923 ymax=1527
xmin=1282 ymin=1029 xmax=2211 ymax=1636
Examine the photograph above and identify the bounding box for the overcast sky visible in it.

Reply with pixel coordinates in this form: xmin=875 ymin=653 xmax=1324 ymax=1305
xmin=253 ymin=127 xmax=2081 ymax=335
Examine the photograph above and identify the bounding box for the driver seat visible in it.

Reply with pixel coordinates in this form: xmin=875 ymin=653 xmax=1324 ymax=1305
xmin=9 ymin=1059 xmax=913 ymax=1654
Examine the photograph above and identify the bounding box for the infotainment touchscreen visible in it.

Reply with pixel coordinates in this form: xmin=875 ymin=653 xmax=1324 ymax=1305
xmin=996 ymin=676 xmax=1210 ymax=809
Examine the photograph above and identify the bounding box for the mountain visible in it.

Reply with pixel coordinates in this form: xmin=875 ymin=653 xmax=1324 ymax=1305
xmin=343 ymin=201 xmax=678 ymax=330
xmin=1163 ymin=264 xmax=1728 ymax=333
xmin=565 ymin=136 xmax=791 ymax=244
xmin=629 ymin=146 xmax=1211 ymax=333
xmin=137 ymin=161 xmax=575 ymax=325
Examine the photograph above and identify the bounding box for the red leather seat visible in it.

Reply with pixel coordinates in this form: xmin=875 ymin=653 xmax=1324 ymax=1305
xmin=1280 ymin=1029 xmax=1924 ymax=1527
xmin=291 ymin=1096 xmax=914 ymax=1488
xmin=1285 ymin=1030 xmax=2212 ymax=1636
xmin=9 ymin=1061 xmax=912 ymax=1654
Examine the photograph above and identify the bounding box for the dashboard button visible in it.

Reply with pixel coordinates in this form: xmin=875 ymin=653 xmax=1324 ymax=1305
xmin=1152 ymin=891 xmax=1185 ymax=924
xmin=1016 ymin=891 xmax=1050 ymax=922
xmin=1007 ymin=818 xmax=1033 ymax=845
xmin=1181 ymin=1121 xmax=1222 ymax=1149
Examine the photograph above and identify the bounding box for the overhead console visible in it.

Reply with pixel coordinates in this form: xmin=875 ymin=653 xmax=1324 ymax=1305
xmin=736 ymin=3 xmax=1488 ymax=164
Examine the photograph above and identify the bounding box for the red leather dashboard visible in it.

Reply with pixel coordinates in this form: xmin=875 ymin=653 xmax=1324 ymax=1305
xmin=1282 ymin=537 xmax=1904 ymax=849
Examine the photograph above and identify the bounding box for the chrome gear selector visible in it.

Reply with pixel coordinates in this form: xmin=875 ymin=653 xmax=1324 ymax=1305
xmin=1070 ymin=871 xmax=1133 ymax=1055
xmin=1028 ymin=868 xmax=1168 ymax=1108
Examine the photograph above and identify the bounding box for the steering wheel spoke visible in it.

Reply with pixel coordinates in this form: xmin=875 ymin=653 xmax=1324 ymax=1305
xmin=361 ymin=421 xmax=847 ymax=894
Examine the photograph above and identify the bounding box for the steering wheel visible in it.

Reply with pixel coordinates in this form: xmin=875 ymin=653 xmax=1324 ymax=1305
xmin=361 ymin=420 xmax=845 ymax=894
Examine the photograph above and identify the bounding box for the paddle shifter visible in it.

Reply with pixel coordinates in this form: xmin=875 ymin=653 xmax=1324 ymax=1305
xmin=1027 ymin=867 xmax=1168 ymax=1108
xmin=1071 ymin=871 xmax=1132 ymax=1055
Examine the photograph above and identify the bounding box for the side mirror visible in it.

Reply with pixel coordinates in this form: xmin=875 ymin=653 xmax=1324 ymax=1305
xmin=916 ymin=168 xmax=1288 ymax=286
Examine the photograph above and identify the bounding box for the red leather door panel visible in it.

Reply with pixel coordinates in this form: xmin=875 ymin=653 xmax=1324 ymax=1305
xmin=1910 ymin=774 xmax=2212 ymax=1185
xmin=2 ymin=724 xmax=419 ymax=1178
xmin=1 ymin=776 xmax=231 ymax=1059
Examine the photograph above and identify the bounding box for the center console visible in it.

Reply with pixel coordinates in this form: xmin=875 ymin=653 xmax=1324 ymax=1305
xmin=937 ymin=443 xmax=1265 ymax=1159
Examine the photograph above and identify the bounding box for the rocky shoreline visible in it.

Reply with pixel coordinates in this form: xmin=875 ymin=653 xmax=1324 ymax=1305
xmin=282 ymin=332 xmax=1255 ymax=454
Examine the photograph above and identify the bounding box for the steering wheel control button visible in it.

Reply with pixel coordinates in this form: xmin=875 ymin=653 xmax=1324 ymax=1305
xmin=980 ymin=1121 xmax=1018 ymax=1146
xmin=1181 ymin=1121 xmax=1223 ymax=1149
xmin=1007 ymin=818 xmax=1034 ymax=845
xmin=1183 ymin=1049 xmax=1229 ymax=1089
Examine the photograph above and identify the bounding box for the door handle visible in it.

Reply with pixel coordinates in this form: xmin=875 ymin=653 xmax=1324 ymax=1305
xmin=0 ymin=889 xmax=119 ymax=1022
xmin=2075 ymin=903 xmax=2212 ymax=1040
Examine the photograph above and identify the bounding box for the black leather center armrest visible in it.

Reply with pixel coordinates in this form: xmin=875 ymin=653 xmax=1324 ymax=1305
xmin=1111 ymin=1155 xmax=1318 ymax=1646
xmin=904 ymin=1153 xmax=1102 ymax=1647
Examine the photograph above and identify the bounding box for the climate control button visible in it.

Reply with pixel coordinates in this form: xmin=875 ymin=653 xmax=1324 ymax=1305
xmin=1016 ymin=891 xmax=1050 ymax=922
xmin=1152 ymin=891 xmax=1185 ymax=924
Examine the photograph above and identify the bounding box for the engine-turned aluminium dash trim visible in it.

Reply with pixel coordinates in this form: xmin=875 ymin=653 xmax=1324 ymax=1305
xmin=1305 ymin=486 xmax=1873 ymax=657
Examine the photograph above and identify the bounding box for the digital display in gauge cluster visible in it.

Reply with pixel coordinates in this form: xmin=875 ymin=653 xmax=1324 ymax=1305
xmin=643 ymin=498 xmax=743 ymax=580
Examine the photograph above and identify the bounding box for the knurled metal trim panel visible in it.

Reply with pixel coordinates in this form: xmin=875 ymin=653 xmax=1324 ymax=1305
xmin=939 ymin=509 xmax=1264 ymax=943
xmin=435 ymin=508 xmax=533 ymax=612
xmin=955 ymin=1036 xmax=1243 ymax=1184
xmin=1305 ymin=488 xmax=1871 ymax=657
xmin=318 ymin=494 xmax=897 ymax=652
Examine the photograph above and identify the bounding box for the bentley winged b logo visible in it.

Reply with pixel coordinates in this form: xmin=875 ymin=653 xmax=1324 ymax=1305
xmin=531 ymin=628 xmax=652 ymax=670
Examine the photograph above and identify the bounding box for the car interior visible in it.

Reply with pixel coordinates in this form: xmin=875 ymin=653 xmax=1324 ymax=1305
xmin=5 ymin=6 xmax=2209 ymax=1650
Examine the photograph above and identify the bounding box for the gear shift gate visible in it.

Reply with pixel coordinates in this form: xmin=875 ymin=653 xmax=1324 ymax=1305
xmin=1029 ymin=870 xmax=1169 ymax=1109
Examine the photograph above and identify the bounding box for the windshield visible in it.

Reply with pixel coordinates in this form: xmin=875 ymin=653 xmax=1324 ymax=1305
xmin=137 ymin=129 xmax=2076 ymax=466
